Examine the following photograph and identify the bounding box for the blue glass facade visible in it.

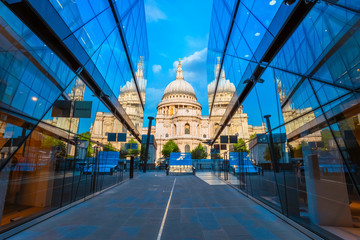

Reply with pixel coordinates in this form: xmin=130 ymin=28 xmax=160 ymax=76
xmin=208 ymin=0 xmax=360 ymax=239
xmin=0 ymin=0 xmax=148 ymax=233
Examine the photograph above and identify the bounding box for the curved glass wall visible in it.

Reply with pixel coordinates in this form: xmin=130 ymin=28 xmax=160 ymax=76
xmin=208 ymin=0 xmax=360 ymax=239
xmin=0 ymin=0 xmax=147 ymax=234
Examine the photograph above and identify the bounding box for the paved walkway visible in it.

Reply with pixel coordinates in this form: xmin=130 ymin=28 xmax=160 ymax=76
xmin=7 ymin=172 xmax=312 ymax=240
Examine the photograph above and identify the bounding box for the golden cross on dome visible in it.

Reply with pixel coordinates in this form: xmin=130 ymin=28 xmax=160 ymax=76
xmin=178 ymin=58 xmax=181 ymax=64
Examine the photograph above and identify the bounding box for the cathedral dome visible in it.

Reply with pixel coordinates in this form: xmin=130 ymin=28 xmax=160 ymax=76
xmin=162 ymin=59 xmax=196 ymax=98
xmin=208 ymin=78 xmax=235 ymax=95
xmin=164 ymin=79 xmax=195 ymax=96
xmin=208 ymin=57 xmax=235 ymax=95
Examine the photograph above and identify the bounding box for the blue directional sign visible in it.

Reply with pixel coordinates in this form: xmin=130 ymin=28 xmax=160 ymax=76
xmin=169 ymin=152 xmax=192 ymax=166
xmin=107 ymin=133 xmax=116 ymax=142
xmin=117 ymin=133 xmax=127 ymax=142
xmin=125 ymin=143 xmax=138 ymax=150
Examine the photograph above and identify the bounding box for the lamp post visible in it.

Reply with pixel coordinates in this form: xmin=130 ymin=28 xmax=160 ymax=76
xmin=219 ymin=123 xmax=231 ymax=158
xmin=264 ymin=115 xmax=279 ymax=172
xmin=143 ymin=116 xmax=154 ymax=173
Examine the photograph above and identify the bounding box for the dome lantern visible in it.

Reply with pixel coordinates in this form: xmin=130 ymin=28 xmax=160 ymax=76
xmin=162 ymin=58 xmax=196 ymax=99
xmin=175 ymin=58 xmax=184 ymax=80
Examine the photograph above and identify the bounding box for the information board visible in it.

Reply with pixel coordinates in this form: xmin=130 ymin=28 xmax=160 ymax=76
xmin=229 ymin=152 xmax=240 ymax=165
xmin=229 ymin=152 xmax=257 ymax=173
xmin=73 ymin=101 xmax=92 ymax=118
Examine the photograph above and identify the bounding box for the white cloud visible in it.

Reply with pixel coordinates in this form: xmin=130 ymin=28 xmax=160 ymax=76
xmin=145 ymin=0 xmax=167 ymax=23
xmin=170 ymin=48 xmax=207 ymax=83
xmin=152 ymin=64 xmax=162 ymax=73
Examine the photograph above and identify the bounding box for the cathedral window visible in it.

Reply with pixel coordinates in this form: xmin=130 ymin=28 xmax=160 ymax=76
xmin=165 ymin=133 xmax=169 ymax=138
xmin=214 ymin=123 xmax=219 ymax=134
xmin=173 ymin=124 xmax=177 ymax=135
xmin=203 ymin=134 xmax=206 ymax=138
xmin=185 ymin=145 xmax=190 ymax=153
xmin=185 ymin=123 xmax=190 ymax=134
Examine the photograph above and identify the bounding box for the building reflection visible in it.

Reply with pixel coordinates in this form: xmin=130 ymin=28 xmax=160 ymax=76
xmin=92 ymin=57 xmax=146 ymax=150
xmin=207 ymin=0 xmax=360 ymax=238
xmin=0 ymin=0 xmax=148 ymax=233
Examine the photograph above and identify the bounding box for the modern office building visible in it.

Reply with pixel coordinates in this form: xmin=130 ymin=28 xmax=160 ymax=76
xmin=207 ymin=0 xmax=360 ymax=239
xmin=0 ymin=0 xmax=148 ymax=234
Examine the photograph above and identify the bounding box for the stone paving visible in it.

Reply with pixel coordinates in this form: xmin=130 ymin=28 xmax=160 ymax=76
xmin=7 ymin=172 xmax=312 ymax=240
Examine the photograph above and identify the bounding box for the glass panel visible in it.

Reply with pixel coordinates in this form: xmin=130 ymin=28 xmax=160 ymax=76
xmin=0 ymin=0 xmax=147 ymax=232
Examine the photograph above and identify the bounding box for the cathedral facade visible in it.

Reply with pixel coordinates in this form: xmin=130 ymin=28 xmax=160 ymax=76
xmin=155 ymin=59 xmax=265 ymax=160
xmin=155 ymin=60 xmax=210 ymax=159
xmin=89 ymin=57 xmax=265 ymax=161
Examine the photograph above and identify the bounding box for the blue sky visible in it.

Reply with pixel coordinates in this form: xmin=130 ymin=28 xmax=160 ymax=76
xmin=143 ymin=0 xmax=213 ymax=126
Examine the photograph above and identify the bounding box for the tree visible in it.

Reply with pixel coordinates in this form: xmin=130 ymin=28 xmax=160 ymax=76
xmin=103 ymin=142 xmax=117 ymax=151
xmin=250 ymin=133 xmax=257 ymax=140
xmin=211 ymin=153 xmax=221 ymax=159
xmin=191 ymin=143 xmax=207 ymax=159
xmin=162 ymin=140 xmax=180 ymax=158
xmin=119 ymin=149 xmax=128 ymax=159
xmin=140 ymin=143 xmax=150 ymax=163
xmin=263 ymin=144 xmax=282 ymax=162
xmin=127 ymin=138 xmax=140 ymax=157
xmin=42 ymin=136 xmax=66 ymax=158
xmin=78 ymin=132 xmax=93 ymax=157
xmin=233 ymin=138 xmax=249 ymax=153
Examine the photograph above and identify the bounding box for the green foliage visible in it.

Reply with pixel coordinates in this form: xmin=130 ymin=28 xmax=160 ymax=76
xmin=263 ymin=144 xmax=282 ymax=162
xmin=140 ymin=144 xmax=150 ymax=162
xmin=250 ymin=133 xmax=257 ymax=140
xmin=211 ymin=153 xmax=221 ymax=159
xmin=320 ymin=128 xmax=340 ymax=150
xmin=127 ymin=138 xmax=140 ymax=157
xmin=191 ymin=143 xmax=207 ymax=159
xmin=288 ymin=143 xmax=295 ymax=158
xmin=103 ymin=142 xmax=117 ymax=151
xmin=162 ymin=140 xmax=180 ymax=158
xmin=120 ymin=149 xmax=128 ymax=159
xmin=41 ymin=136 xmax=67 ymax=158
xmin=233 ymin=138 xmax=249 ymax=153
xmin=55 ymin=141 xmax=67 ymax=158
xmin=78 ymin=132 xmax=93 ymax=157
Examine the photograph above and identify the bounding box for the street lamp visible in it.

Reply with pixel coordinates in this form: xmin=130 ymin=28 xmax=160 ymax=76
xmin=243 ymin=77 xmax=265 ymax=84
xmin=284 ymin=0 xmax=296 ymax=5
xmin=202 ymin=140 xmax=212 ymax=146
xmin=143 ymin=116 xmax=154 ymax=173
xmin=264 ymin=115 xmax=279 ymax=172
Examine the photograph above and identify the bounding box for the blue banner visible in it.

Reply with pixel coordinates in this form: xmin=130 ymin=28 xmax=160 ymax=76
xmin=229 ymin=152 xmax=240 ymax=165
xmin=169 ymin=152 xmax=192 ymax=166
xmin=229 ymin=152 xmax=257 ymax=173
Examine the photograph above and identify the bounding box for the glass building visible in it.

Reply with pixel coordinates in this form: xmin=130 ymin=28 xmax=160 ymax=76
xmin=0 ymin=0 xmax=148 ymax=234
xmin=208 ymin=0 xmax=360 ymax=239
